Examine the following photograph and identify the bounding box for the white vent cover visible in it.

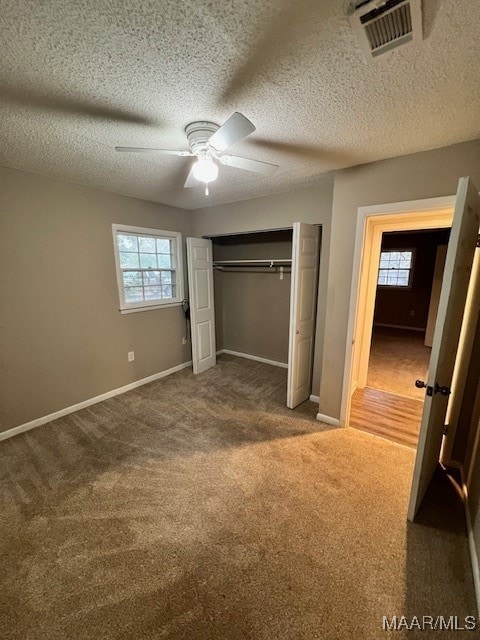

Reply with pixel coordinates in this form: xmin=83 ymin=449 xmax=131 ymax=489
xmin=348 ymin=0 xmax=423 ymax=59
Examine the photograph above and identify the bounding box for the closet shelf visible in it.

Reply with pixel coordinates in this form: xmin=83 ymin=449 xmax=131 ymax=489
xmin=213 ymin=259 xmax=292 ymax=267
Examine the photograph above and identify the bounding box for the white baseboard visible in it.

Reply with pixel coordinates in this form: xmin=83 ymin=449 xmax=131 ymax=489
xmin=316 ymin=412 xmax=340 ymax=427
xmin=0 ymin=360 xmax=193 ymax=443
xmin=374 ymin=323 xmax=425 ymax=332
xmin=459 ymin=468 xmax=480 ymax=617
xmin=309 ymin=395 xmax=319 ymax=403
xmin=219 ymin=349 xmax=288 ymax=369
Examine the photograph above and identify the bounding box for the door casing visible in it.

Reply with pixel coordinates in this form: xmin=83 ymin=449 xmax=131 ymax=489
xmin=341 ymin=197 xmax=455 ymax=432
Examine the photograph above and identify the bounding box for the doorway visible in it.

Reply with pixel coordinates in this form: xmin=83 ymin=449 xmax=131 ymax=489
xmin=349 ymin=229 xmax=450 ymax=448
xmin=340 ymin=180 xmax=480 ymax=521
xmin=340 ymin=199 xmax=455 ymax=445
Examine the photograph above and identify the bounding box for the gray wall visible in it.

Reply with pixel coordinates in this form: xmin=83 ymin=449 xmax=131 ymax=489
xmin=0 ymin=166 xmax=193 ymax=432
xmin=3 ymin=138 xmax=480 ymax=432
xmin=193 ymin=182 xmax=334 ymax=395
xmin=213 ymin=232 xmax=292 ymax=365
xmin=320 ymin=139 xmax=480 ymax=420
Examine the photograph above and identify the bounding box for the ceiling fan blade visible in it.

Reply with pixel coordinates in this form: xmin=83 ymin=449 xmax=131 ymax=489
xmin=219 ymin=154 xmax=279 ymax=175
xmin=115 ymin=147 xmax=193 ymax=156
xmin=208 ymin=112 xmax=256 ymax=153
xmin=184 ymin=164 xmax=201 ymax=188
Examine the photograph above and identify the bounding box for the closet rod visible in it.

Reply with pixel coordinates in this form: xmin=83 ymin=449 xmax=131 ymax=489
xmin=213 ymin=259 xmax=292 ymax=267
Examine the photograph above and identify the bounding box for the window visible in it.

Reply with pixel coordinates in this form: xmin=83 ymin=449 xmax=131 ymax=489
xmin=112 ymin=224 xmax=184 ymax=312
xmin=377 ymin=249 xmax=414 ymax=288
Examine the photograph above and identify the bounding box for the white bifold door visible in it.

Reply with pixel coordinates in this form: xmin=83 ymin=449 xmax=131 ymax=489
xmin=408 ymin=177 xmax=480 ymax=520
xmin=186 ymin=237 xmax=216 ymax=374
xmin=287 ymin=223 xmax=320 ymax=409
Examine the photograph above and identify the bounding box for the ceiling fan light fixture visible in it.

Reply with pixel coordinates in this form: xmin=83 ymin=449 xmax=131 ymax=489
xmin=192 ymin=156 xmax=218 ymax=184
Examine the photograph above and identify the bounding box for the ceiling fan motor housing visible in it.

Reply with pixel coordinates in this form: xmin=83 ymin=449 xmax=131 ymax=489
xmin=185 ymin=121 xmax=219 ymax=155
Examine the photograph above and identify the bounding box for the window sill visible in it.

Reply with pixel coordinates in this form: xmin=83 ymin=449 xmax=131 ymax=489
xmin=120 ymin=302 xmax=182 ymax=314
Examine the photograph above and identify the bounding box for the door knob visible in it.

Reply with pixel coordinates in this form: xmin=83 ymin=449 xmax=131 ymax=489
xmin=415 ymin=380 xmax=451 ymax=397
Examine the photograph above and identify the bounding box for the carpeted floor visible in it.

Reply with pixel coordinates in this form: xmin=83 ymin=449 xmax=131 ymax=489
xmin=0 ymin=355 xmax=476 ymax=639
xmin=367 ymin=327 xmax=431 ymax=400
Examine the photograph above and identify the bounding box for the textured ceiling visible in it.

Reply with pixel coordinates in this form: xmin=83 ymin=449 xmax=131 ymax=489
xmin=1 ymin=0 xmax=479 ymax=209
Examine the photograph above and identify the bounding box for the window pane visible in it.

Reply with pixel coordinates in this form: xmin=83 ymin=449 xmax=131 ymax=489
xmin=156 ymin=238 xmax=172 ymax=254
xmin=144 ymin=286 xmax=162 ymax=301
xmin=143 ymin=270 xmax=161 ymax=286
xmin=125 ymin=287 xmax=143 ymax=302
xmin=139 ymin=236 xmax=156 ymax=253
xmin=140 ymin=253 xmax=157 ymax=268
xmin=118 ymin=234 xmax=138 ymax=252
xmin=120 ymin=252 xmax=140 ymax=268
xmin=157 ymin=254 xmax=173 ymax=268
xmin=161 ymin=284 xmax=173 ymax=298
xmin=123 ymin=271 xmax=142 ymax=287
xmin=161 ymin=270 xmax=175 ymax=284
xmin=378 ymin=271 xmax=388 ymax=285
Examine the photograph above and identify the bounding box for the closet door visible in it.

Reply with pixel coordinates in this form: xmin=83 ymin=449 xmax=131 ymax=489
xmin=186 ymin=237 xmax=216 ymax=374
xmin=287 ymin=223 xmax=320 ymax=409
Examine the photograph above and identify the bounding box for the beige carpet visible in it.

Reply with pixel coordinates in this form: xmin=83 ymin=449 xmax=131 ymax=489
xmin=368 ymin=327 xmax=431 ymax=400
xmin=0 ymin=355 xmax=475 ymax=639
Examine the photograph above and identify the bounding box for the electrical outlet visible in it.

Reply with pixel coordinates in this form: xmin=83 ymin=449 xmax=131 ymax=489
xmin=128 ymin=351 xmax=135 ymax=362
xmin=182 ymin=337 xmax=187 ymax=345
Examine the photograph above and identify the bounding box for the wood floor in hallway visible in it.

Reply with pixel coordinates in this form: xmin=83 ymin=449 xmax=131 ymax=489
xmin=349 ymin=387 xmax=424 ymax=448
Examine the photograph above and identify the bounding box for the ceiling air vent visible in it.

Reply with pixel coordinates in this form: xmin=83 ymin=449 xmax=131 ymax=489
xmin=348 ymin=0 xmax=422 ymax=59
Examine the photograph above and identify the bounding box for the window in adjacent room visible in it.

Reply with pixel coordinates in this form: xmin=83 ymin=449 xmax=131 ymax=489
xmin=112 ymin=224 xmax=184 ymax=312
xmin=377 ymin=249 xmax=415 ymax=288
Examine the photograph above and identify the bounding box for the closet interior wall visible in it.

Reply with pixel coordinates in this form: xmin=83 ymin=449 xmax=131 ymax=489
xmin=212 ymin=230 xmax=293 ymax=366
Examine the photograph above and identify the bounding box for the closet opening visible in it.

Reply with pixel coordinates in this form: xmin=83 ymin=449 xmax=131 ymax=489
xmin=212 ymin=228 xmax=293 ymax=371
xmin=187 ymin=224 xmax=321 ymax=409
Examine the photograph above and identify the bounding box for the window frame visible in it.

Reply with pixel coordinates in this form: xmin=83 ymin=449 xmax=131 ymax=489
xmin=112 ymin=224 xmax=184 ymax=313
xmin=377 ymin=247 xmax=416 ymax=290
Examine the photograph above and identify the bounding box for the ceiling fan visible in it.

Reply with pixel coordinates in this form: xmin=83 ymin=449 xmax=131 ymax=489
xmin=115 ymin=112 xmax=279 ymax=195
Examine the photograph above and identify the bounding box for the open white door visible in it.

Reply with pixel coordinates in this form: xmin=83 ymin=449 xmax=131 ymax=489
xmin=186 ymin=237 xmax=216 ymax=374
xmin=287 ymin=223 xmax=320 ymax=409
xmin=408 ymin=177 xmax=480 ymax=520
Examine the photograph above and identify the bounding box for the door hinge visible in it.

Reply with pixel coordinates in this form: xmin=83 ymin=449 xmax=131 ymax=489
xmin=443 ymin=424 xmax=449 ymax=436
xmin=477 ymin=233 xmax=480 ymax=248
